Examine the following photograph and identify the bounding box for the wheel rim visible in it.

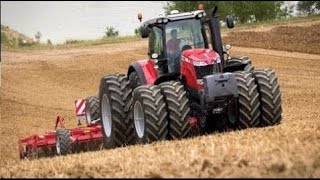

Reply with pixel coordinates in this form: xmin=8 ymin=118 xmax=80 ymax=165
xmin=101 ymin=94 xmax=112 ymax=137
xmin=56 ymin=135 xmax=61 ymax=155
xmin=134 ymin=101 xmax=145 ymax=138
xmin=85 ymin=108 xmax=92 ymax=124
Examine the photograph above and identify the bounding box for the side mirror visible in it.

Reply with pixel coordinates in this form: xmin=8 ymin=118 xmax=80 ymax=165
xmin=226 ymin=15 xmax=234 ymax=29
xmin=211 ymin=6 xmax=218 ymax=17
xmin=141 ymin=26 xmax=149 ymax=38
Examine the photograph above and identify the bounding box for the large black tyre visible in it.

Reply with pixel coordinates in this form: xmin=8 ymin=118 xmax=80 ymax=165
xmin=131 ymin=85 xmax=168 ymax=144
xmin=129 ymin=71 xmax=142 ymax=89
xmin=159 ymin=81 xmax=191 ymax=139
xmin=227 ymin=56 xmax=254 ymax=72
xmin=56 ymin=129 xmax=72 ymax=156
xmin=234 ymin=71 xmax=261 ymax=129
xmin=99 ymin=74 xmax=134 ymax=149
xmin=253 ymin=68 xmax=282 ymax=126
xmin=85 ymin=96 xmax=101 ymax=124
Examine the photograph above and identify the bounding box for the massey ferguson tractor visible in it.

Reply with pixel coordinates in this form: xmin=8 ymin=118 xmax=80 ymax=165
xmin=98 ymin=6 xmax=282 ymax=149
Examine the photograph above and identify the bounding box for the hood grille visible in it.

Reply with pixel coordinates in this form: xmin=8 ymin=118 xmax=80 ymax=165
xmin=194 ymin=63 xmax=220 ymax=79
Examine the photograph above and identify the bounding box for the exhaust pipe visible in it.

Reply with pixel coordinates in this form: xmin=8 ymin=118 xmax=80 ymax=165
xmin=208 ymin=6 xmax=224 ymax=65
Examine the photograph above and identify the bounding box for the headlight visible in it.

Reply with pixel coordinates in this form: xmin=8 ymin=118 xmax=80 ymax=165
xmin=216 ymin=57 xmax=221 ymax=63
xmin=197 ymin=79 xmax=204 ymax=85
xmin=163 ymin=18 xmax=168 ymax=23
xmin=152 ymin=59 xmax=158 ymax=64
xmin=157 ymin=18 xmax=163 ymax=23
xmin=197 ymin=13 xmax=203 ymax=18
xmin=225 ymin=44 xmax=231 ymax=51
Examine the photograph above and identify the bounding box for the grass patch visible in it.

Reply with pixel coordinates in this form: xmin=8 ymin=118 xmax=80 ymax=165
xmin=1 ymin=36 xmax=143 ymax=52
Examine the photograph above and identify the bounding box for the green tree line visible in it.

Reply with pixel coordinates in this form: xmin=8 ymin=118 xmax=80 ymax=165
xmin=163 ymin=1 xmax=320 ymax=24
xmin=297 ymin=1 xmax=320 ymax=15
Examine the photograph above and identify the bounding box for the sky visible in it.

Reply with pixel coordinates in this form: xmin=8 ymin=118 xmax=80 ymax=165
xmin=1 ymin=1 xmax=167 ymax=44
xmin=1 ymin=1 xmax=298 ymax=45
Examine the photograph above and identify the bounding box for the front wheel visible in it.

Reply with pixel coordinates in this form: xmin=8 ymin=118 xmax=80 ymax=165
xmin=227 ymin=56 xmax=254 ymax=72
xmin=159 ymin=81 xmax=191 ymax=139
xmin=128 ymin=71 xmax=142 ymax=89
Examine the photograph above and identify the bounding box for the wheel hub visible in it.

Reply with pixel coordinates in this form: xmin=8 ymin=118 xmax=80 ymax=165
xmin=56 ymin=136 xmax=61 ymax=155
xmin=101 ymin=94 xmax=112 ymax=137
xmin=134 ymin=101 xmax=145 ymax=138
xmin=85 ymin=108 xmax=92 ymax=124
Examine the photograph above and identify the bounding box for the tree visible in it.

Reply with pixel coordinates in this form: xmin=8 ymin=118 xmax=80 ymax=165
xmin=35 ymin=31 xmax=42 ymax=43
xmin=164 ymin=1 xmax=228 ymax=18
xmin=47 ymin=39 xmax=52 ymax=46
xmin=164 ymin=1 xmax=287 ymax=24
xmin=230 ymin=1 xmax=253 ymax=23
xmin=104 ymin=26 xmax=119 ymax=37
xmin=164 ymin=1 xmax=199 ymax=15
xmin=297 ymin=1 xmax=320 ymax=15
xmin=250 ymin=1 xmax=286 ymax=22
xmin=134 ymin=26 xmax=141 ymax=36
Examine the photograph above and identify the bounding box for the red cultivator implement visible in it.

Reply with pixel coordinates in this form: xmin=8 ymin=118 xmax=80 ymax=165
xmin=19 ymin=96 xmax=103 ymax=159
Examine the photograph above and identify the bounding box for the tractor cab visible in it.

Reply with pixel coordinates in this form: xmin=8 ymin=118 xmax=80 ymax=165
xmin=140 ymin=10 xmax=208 ymax=74
xmin=138 ymin=7 xmax=234 ymax=76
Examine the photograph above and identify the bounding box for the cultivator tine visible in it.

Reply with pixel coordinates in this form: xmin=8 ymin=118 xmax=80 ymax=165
xmin=97 ymin=140 xmax=104 ymax=150
xmin=31 ymin=147 xmax=39 ymax=159
xmin=93 ymin=140 xmax=103 ymax=151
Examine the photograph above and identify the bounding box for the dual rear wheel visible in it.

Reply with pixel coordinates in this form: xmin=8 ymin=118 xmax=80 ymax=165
xmin=99 ymin=74 xmax=134 ymax=148
xmin=99 ymin=74 xmax=192 ymax=147
xmin=233 ymin=69 xmax=282 ymax=129
xmin=131 ymin=81 xmax=191 ymax=144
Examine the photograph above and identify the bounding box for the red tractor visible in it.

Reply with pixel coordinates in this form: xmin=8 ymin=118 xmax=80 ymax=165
xmin=98 ymin=6 xmax=282 ymax=148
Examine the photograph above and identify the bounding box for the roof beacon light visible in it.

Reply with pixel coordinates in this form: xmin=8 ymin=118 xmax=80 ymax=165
xmin=170 ymin=10 xmax=179 ymax=15
xmin=198 ymin=3 xmax=204 ymax=10
xmin=138 ymin=12 xmax=142 ymax=22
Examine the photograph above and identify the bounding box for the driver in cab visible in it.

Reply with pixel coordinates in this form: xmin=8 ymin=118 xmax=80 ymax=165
xmin=166 ymin=29 xmax=181 ymax=55
xmin=166 ymin=29 xmax=181 ymax=73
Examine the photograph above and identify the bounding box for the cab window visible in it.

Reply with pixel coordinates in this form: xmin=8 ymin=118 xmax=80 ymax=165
xmin=149 ymin=26 xmax=163 ymax=58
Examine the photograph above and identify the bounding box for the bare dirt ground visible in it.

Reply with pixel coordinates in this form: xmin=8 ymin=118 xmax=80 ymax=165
xmin=223 ymin=21 xmax=320 ymax=54
xmin=1 ymin=20 xmax=320 ymax=178
xmin=222 ymin=18 xmax=320 ymax=33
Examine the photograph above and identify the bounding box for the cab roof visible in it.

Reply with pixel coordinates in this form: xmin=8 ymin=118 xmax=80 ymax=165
xmin=142 ymin=10 xmax=205 ymax=27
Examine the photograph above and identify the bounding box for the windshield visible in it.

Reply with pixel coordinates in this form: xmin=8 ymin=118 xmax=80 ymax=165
xmin=165 ymin=19 xmax=205 ymax=55
xmin=165 ymin=18 xmax=206 ymax=73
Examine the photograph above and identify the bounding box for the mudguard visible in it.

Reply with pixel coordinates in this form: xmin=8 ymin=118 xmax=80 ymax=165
xmin=127 ymin=59 xmax=158 ymax=85
xmin=154 ymin=73 xmax=180 ymax=85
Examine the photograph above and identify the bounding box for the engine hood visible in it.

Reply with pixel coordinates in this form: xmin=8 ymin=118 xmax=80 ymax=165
xmin=181 ymin=48 xmax=220 ymax=66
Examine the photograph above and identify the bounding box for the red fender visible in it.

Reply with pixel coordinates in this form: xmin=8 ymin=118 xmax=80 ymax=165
xmin=127 ymin=59 xmax=158 ymax=85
